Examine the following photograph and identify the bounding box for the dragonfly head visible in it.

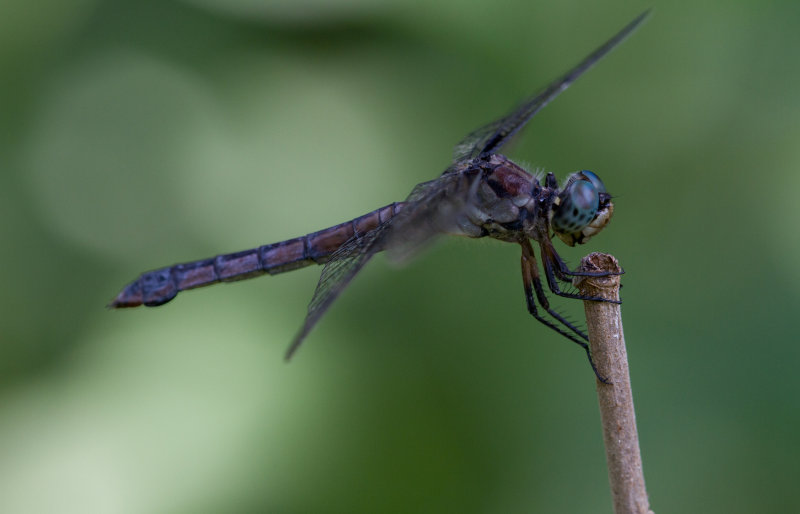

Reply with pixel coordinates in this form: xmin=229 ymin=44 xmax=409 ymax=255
xmin=551 ymin=170 xmax=614 ymax=247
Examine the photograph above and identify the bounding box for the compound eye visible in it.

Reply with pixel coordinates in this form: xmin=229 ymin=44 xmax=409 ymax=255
xmin=552 ymin=179 xmax=600 ymax=234
xmin=570 ymin=180 xmax=599 ymax=212
xmin=578 ymin=170 xmax=606 ymax=195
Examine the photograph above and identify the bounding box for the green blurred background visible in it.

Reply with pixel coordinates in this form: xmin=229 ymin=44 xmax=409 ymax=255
xmin=2 ymin=0 xmax=799 ymax=512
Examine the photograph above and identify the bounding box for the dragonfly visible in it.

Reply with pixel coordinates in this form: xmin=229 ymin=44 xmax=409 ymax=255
xmin=111 ymin=11 xmax=648 ymax=382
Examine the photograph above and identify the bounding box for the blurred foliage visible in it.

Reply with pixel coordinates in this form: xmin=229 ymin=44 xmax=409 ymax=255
xmin=2 ymin=0 xmax=800 ymax=512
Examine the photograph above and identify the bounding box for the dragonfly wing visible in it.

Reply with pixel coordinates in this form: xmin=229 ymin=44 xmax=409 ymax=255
xmin=285 ymin=169 xmax=479 ymax=359
xmin=452 ymin=10 xmax=649 ymax=162
xmin=285 ymin=221 xmax=391 ymax=360
xmin=383 ymin=168 xmax=479 ymax=264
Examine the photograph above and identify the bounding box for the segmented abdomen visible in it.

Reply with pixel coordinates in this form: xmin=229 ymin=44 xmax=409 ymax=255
xmin=110 ymin=202 xmax=404 ymax=308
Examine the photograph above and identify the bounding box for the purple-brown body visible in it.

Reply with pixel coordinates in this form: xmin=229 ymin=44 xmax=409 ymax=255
xmin=109 ymin=153 xmax=554 ymax=309
xmin=111 ymin=203 xmax=405 ymax=308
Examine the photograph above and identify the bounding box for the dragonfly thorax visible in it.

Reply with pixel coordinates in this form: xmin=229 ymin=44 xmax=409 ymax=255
xmin=551 ymin=170 xmax=614 ymax=247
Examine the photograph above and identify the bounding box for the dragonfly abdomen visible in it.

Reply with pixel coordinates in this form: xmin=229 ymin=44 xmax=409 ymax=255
xmin=109 ymin=202 xmax=404 ymax=308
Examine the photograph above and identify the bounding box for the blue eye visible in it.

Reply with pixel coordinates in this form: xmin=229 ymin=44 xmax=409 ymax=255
xmin=552 ymin=178 xmax=600 ymax=234
xmin=578 ymin=170 xmax=606 ymax=194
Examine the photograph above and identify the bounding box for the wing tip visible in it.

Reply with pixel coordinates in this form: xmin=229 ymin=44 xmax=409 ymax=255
xmin=284 ymin=336 xmax=304 ymax=362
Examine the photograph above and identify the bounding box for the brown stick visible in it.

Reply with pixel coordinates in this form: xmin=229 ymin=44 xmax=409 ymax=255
xmin=573 ymin=253 xmax=653 ymax=514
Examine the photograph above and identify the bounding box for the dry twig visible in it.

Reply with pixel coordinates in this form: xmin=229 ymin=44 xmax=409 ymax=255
xmin=574 ymin=253 xmax=653 ymax=514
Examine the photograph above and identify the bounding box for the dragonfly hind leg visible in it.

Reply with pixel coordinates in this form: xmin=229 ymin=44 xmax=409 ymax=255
xmin=519 ymin=240 xmax=609 ymax=383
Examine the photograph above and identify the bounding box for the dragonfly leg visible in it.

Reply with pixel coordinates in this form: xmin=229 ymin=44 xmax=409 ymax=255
xmin=520 ymin=240 xmax=609 ymax=383
xmin=546 ymin=242 xmax=624 ymax=281
xmin=539 ymin=239 xmax=622 ymax=304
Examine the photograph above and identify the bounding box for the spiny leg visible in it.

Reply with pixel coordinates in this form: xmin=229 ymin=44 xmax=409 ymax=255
xmin=520 ymin=240 xmax=609 ymax=383
xmin=539 ymin=240 xmax=621 ymax=304
xmin=522 ymin=242 xmax=588 ymax=341
xmin=546 ymin=239 xmax=625 ymax=281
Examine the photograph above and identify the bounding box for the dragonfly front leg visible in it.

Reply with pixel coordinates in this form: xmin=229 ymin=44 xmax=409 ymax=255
xmin=538 ymin=238 xmax=622 ymax=304
xmin=520 ymin=240 xmax=609 ymax=383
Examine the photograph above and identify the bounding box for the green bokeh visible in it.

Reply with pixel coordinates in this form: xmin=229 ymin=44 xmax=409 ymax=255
xmin=2 ymin=1 xmax=799 ymax=512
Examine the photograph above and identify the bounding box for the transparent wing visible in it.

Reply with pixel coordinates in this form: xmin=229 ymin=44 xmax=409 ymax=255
xmin=284 ymin=220 xmax=391 ymax=360
xmin=284 ymin=169 xmax=478 ymax=359
xmin=453 ymin=10 xmax=649 ymax=162
xmin=382 ymin=167 xmax=479 ymax=264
